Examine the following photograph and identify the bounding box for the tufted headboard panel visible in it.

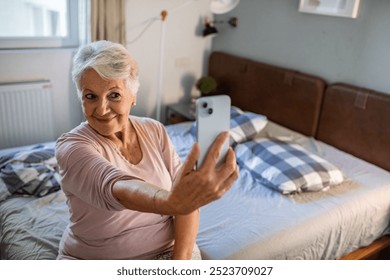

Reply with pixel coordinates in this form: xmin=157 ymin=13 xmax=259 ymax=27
xmin=316 ymin=83 xmax=390 ymax=171
xmin=208 ymin=52 xmax=326 ymax=136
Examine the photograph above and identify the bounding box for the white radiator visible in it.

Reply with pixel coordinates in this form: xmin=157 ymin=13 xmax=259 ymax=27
xmin=0 ymin=80 xmax=55 ymax=149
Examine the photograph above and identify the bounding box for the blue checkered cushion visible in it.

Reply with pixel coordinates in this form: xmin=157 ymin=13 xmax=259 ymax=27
xmin=229 ymin=106 xmax=267 ymax=145
xmin=190 ymin=106 xmax=268 ymax=145
xmin=235 ymin=139 xmax=344 ymax=194
xmin=0 ymin=145 xmax=61 ymax=201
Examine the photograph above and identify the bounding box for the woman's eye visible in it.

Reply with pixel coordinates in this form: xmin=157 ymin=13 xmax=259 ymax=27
xmin=84 ymin=93 xmax=96 ymax=100
xmin=109 ymin=92 xmax=120 ymax=99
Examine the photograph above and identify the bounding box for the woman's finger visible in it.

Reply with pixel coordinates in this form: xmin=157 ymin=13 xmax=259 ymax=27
xmin=220 ymin=163 xmax=239 ymax=193
xmin=216 ymin=147 xmax=236 ymax=175
xmin=199 ymin=132 xmax=229 ymax=170
xmin=180 ymin=143 xmax=200 ymax=176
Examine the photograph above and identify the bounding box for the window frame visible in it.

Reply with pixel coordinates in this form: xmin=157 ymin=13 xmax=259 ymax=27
xmin=0 ymin=0 xmax=79 ymax=50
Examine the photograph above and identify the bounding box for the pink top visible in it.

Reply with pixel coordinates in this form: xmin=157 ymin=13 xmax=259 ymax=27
xmin=55 ymin=116 xmax=182 ymax=259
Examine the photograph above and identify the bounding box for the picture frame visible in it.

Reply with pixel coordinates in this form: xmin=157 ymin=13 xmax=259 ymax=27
xmin=299 ymin=0 xmax=360 ymax=18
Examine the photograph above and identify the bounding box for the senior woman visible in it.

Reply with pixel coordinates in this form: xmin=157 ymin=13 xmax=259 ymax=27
xmin=55 ymin=40 xmax=238 ymax=260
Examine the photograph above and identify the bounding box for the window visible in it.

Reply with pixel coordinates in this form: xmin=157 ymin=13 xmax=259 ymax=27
xmin=0 ymin=0 xmax=80 ymax=49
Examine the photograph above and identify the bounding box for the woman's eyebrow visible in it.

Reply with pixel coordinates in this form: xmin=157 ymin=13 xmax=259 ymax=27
xmin=82 ymin=87 xmax=94 ymax=93
xmin=82 ymin=86 xmax=122 ymax=93
xmin=109 ymin=86 xmax=122 ymax=91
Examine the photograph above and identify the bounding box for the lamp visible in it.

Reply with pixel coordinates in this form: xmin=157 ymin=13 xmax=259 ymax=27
xmin=203 ymin=0 xmax=240 ymax=37
xmin=202 ymin=21 xmax=218 ymax=37
xmin=209 ymin=0 xmax=240 ymax=14
xmin=202 ymin=17 xmax=238 ymax=37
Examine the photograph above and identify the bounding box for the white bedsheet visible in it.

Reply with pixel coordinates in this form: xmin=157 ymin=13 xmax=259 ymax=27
xmin=166 ymin=121 xmax=390 ymax=259
xmin=0 ymin=190 xmax=69 ymax=259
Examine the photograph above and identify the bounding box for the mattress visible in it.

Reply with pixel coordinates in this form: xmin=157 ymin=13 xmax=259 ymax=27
xmin=166 ymin=121 xmax=390 ymax=259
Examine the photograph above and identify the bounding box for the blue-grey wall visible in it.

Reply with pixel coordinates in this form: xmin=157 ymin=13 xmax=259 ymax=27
xmin=212 ymin=0 xmax=390 ymax=94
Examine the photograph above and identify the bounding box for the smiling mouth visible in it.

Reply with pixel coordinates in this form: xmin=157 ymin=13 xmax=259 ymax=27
xmin=94 ymin=116 xmax=116 ymax=123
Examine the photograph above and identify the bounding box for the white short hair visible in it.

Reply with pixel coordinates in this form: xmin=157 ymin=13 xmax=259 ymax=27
xmin=72 ymin=40 xmax=140 ymax=99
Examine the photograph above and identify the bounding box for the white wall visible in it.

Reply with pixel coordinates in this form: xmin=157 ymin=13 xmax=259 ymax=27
xmin=211 ymin=0 xmax=390 ymax=94
xmin=0 ymin=48 xmax=83 ymax=140
xmin=125 ymin=0 xmax=213 ymax=122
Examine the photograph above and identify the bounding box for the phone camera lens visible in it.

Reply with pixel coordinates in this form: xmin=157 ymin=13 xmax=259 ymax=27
xmin=208 ymin=108 xmax=213 ymax=114
xmin=202 ymin=102 xmax=208 ymax=108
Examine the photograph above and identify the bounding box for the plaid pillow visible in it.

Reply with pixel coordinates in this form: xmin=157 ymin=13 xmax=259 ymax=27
xmin=235 ymin=139 xmax=344 ymax=194
xmin=229 ymin=106 xmax=268 ymax=145
xmin=190 ymin=106 xmax=267 ymax=145
xmin=0 ymin=145 xmax=61 ymax=201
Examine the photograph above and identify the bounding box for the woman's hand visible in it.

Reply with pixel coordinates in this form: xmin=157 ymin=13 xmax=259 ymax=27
xmin=156 ymin=132 xmax=239 ymax=215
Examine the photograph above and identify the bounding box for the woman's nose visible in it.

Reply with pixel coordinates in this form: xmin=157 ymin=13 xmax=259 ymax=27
xmin=95 ymin=99 xmax=110 ymax=116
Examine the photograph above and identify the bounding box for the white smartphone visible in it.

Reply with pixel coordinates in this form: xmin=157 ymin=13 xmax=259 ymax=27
xmin=196 ymin=95 xmax=231 ymax=169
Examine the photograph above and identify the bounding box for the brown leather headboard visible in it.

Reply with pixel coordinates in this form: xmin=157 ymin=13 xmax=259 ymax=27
xmin=316 ymin=83 xmax=390 ymax=171
xmin=208 ymin=52 xmax=325 ymax=136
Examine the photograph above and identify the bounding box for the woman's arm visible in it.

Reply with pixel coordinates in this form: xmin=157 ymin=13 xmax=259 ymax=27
xmin=113 ymin=132 xmax=239 ymax=215
xmin=172 ymin=210 xmax=199 ymax=260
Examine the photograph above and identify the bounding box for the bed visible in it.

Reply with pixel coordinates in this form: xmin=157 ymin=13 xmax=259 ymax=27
xmin=1 ymin=51 xmax=389 ymax=260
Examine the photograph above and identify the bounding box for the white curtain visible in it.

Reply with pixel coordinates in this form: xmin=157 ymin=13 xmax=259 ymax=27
xmin=91 ymin=0 xmax=126 ymax=44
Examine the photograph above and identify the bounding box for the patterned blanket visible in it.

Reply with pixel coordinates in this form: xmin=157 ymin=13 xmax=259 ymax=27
xmin=0 ymin=145 xmax=61 ymax=202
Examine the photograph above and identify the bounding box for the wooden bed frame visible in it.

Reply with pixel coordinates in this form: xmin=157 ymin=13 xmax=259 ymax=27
xmin=207 ymin=51 xmax=390 ymax=260
xmin=339 ymin=235 xmax=390 ymax=260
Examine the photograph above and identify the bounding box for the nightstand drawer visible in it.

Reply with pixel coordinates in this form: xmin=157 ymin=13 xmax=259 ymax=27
xmin=167 ymin=111 xmax=191 ymax=124
xmin=166 ymin=102 xmax=195 ymax=124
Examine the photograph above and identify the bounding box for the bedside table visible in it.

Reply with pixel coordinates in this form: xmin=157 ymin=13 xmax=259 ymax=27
xmin=166 ymin=102 xmax=195 ymax=124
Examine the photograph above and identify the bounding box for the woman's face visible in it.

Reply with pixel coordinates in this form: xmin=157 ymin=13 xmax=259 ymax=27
xmin=80 ymin=68 xmax=136 ymax=136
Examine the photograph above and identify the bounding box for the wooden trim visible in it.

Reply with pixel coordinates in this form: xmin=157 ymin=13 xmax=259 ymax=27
xmin=339 ymin=235 xmax=390 ymax=260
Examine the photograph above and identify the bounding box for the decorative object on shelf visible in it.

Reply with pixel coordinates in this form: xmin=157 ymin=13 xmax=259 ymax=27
xmin=299 ymin=0 xmax=360 ymax=19
xmin=196 ymin=76 xmax=217 ymax=96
